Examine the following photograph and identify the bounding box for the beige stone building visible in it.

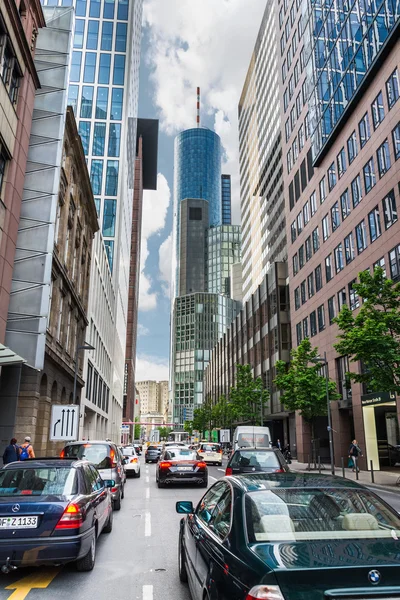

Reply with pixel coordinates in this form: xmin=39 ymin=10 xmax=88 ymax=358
xmin=14 ymin=106 xmax=99 ymax=455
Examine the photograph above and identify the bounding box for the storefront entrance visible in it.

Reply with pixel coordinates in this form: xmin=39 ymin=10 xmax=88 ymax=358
xmin=361 ymin=392 xmax=400 ymax=470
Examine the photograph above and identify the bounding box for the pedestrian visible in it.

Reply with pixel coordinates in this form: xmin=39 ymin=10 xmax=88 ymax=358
xmin=276 ymin=439 xmax=282 ymax=450
xmin=2 ymin=438 xmax=20 ymax=465
xmin=348 ymin=439 xmax=362 ymax=472
xmin=19 ymin=436 xmax=35 ymax=461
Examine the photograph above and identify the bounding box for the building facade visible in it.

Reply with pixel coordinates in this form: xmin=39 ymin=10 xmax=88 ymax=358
xmin=206 ymin=225 xmax=241 ymax=295
xmin=239 ymin=0 xmax=286 ymax=303
xmin=221 ymin=174 xmax=232 ymax=225
xmin=279 ymin=0 xmax=400 ymax=467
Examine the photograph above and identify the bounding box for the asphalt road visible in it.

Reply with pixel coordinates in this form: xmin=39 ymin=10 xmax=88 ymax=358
xmin=0 ymin=457 xmax=399 ymax=600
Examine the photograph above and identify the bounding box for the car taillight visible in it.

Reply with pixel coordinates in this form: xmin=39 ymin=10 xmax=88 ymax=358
xmin=159 ymin=461 xmax=172 ymax=469
xmin=225 ymin=467 xmax=233 ymax=476
xmin=111 ymin=486 xmax=118 ymax=493
xmin=60 ymin=449 xmax=65 ymax=458
xmin=110 ymin=448 xmax=117 ymax=466
xmin=246 ymin=585 xmax=285 ymax=600
xmin=130 ymin=458 xmax=138 ymax=463
xmin=275 ymin=468 xmax=285 ymax=473
xmin=56 ymin=503 xmax=83 ymax=529
xmin=196 ymin=462 xmax=207 ymax=468
xmin=218 ymin=449 xmax=223 ymax=453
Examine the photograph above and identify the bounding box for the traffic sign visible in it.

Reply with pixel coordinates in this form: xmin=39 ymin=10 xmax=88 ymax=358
xmin=49 ymin=405 xmax=79 ymax=441
xmin=219 ymin=429 xmax=230 ymax=443
xmin=120 ymin=424 xmax=130 ymax=431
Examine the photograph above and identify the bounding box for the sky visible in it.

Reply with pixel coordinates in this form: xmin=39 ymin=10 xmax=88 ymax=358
xmin=135 ymin=0 xmax=266 ymax=383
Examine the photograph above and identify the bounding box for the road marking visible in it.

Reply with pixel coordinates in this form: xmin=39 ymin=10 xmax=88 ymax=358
xmin=146 ymin=487 xmax=150 ymax=499
xmin=143 ymin=585 xmax=153 ymax=600
xmin=218 ymin=468 xmax=225 ymax=472
xmin=5 ymin=569 xmax=59 ymax=600
xmin=209 ymin=475 xmax=217 ymax=481
xmin=145 ymin=476 xmax=149 ymax=483
xmin=145 ymin=511 xmax=151 ymax=536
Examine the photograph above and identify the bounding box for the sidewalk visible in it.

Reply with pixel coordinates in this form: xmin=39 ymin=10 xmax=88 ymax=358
xmin=291 ymin=459 xmax=400 ymax=490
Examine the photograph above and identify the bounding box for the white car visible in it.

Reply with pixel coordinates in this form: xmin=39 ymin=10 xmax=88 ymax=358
xmin=197 ymin=442 xmax=223 ymax=466
xmin=122 ymin=447 xmax=140 ymax=478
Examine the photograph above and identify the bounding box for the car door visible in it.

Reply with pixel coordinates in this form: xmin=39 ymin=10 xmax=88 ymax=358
xmin=89 ymin=465 xmax=109 ymax=531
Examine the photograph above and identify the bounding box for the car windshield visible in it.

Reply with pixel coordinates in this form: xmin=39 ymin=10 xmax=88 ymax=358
xmin=232 ymin=450 xmax=280 ymax=469
xmin=0 ymin=467 xmax=77 ymax=497
xmin=201 ymin=445 xmax=220 ymax=452
xmin=245 ymin=488 xmax=400 ymax=542
xmin=238 ymin=433 xmax=270 ymax=448
xmin=122 ymin=448 xmax=136 ymax=456
xmin=165 ymin=449 xmax=197 ymax=460
xmin=63 ymin=444 xmax=110 ymax=469
xmin=148 ymin=446 xmax=159 ymax=451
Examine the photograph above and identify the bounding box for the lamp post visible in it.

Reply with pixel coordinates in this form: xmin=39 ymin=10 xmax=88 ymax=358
xmin=313 ymin=351 xmax=335 ymax=475
xmin=73 ymin=343 xmax=95 ymax=422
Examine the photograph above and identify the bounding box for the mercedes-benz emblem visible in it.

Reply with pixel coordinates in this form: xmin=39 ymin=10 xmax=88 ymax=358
xmin=11 ymin=504 xmax=20 ymax=513
xmin=368 ymin=570 xmax=381 ymax=585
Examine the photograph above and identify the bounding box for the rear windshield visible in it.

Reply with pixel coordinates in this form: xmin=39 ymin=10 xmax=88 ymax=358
xmin=0 ymin=467 xmax=77 ymax=497
xmin=245 ymin=488 xmax=400 ymax=542
xmin=200 ymin=444 xmax=220 ymax=452
xmin=231 ymin=450 xmax=280 ymax=468
xmin=122 ymin=448 xmax=136 ymax=456
xmin=238 ymin=433 xmax=270 ymax=448
xmin=147 ymin=446 xmax=159 ymax=451
xmin=63 ymin=444 xmax=110 ymax=469
xmin=165 ymin=448 xmax=197 ymax=460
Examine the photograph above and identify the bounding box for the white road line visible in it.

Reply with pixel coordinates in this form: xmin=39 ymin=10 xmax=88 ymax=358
xmin=217 ymin=468 xmax=225 ymax=472
xmin=143 ymin=585 xmax=153 ymax=600
xmin=145 ymin=512 xmax=151 ymax=537
xmin=209 ymin=475 xmax=217 ymax=481
xmin=146 ymin=488 xmax=150 ymax=499
xmin=145 ymin=476 xmax=149 ymax=483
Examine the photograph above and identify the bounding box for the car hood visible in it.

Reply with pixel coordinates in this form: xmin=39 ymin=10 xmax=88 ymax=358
xmin=251 ymin=539 xmax=400 ymax=594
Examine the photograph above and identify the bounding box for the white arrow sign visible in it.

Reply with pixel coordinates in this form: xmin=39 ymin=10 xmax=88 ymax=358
xmin=50 ymin=405 xmax=79 ymax=441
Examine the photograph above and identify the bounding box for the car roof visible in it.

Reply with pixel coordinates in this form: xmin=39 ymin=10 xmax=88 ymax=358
xmin=228 ymin=472 xmax=367 ymax=492
xmin=63 ymin=440 xmax=115 ymax=445
xmin=233 ymin=447 xmax=277 ymax=452
xmin=2 ymin=458 xmax=86 ymax=469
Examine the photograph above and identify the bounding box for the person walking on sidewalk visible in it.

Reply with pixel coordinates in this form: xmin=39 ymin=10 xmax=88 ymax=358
xmin=2 ymin=438 xmax=20 ymax=465
xmin=349 ymin=439 xmax=362 ymax=472
xmin=19 ymin=436 xmax=35 ymax=460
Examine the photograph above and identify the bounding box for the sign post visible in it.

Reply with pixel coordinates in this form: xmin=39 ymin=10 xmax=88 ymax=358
xmin=49 ymin=405 xmax=79 ymax=441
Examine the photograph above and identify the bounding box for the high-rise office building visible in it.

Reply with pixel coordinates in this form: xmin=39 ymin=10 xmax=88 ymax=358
xmin=239 ymin=1 xmax=286 ymax=303
xmin=280 ymin=0 xmax=400 ymax=467
xmin=221 ymin=174 xmax=232 ymax=225
xmin=206 ymin=225 xmax=241 ymax=295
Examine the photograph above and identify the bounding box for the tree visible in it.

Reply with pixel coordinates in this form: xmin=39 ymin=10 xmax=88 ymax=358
xmin=334 ymin=267 xmax=400 ymax=393
xmin=183 ymin=421 xmax=193 ymax=436
xmin=211 ymin=394 xmax=233 ymax=429
xmin=274 ymin=338 xmax=340 ymax=439
xmin=192 ymin=401 xmax=213 ymax=438
xmin=134 ymin=417 xmax=141 ymax=440
xmin=157 ymin=426 xmax=172 ymax=440
xmin=229 ymin=364 xmax=269 ymax=425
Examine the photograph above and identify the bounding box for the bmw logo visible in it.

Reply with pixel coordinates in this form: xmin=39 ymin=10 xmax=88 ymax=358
xmin=11 ymin=504 xmax=20 ymax=513
xmin=368 ymin=570 xmax=381 ymax=585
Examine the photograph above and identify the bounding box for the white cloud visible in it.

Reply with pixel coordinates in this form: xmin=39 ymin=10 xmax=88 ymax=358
xmin=143 ymin=0 xmax=266 ymax=222
xmin=158 ymin=233 xmax=172 ymax=297
xmin=139 ymin=173 xmax=171 ymax=311
xmin=136 ymin=354 xmax=169 ymax=382
xmin=137 ymin=323 xmax=150 ymax=337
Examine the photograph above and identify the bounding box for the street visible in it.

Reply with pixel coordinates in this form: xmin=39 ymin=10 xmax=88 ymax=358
xmin=0 ymin=457 xmax=399 ymax=600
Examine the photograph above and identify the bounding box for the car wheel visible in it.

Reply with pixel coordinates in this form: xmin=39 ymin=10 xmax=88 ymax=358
xmin=201 ymin=478 xmax=208 ymax=488
xmin=157 ymin=479 xmax=164 ymax=488
xmin=121 ymin=485 xmax=124 ymax=499
xmin=76 ymin=533 xmax=96 ymax=571
xmin=137 ymin=469 xmax=141 ymax=478
xmin=113 ymin=493 xmax=121 ymax=511
xmin=103 ymin=509 xmax=113 ymax=533
xmin=178 ymin=531 xmax=188 ymax=583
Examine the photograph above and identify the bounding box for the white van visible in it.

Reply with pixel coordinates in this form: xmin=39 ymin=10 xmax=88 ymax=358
xmin=232 ymin=426 xmax=272 ymax=452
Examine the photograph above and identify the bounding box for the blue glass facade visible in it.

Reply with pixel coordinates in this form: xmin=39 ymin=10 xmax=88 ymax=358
xmin=221 ymin=174 xmax=232 ymax=225
xmin=304 ymin=0 xmax=400 ymax=158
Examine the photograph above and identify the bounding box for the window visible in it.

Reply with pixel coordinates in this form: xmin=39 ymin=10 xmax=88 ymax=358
xmin=291 ymin=221 xmax=297 ymax=243
xmin=325 ymin=254 xmax=333 ymax=281
xmin=344 ymin=233 xmax=355 ymax=264
xmin=0 ymin=149 xmax=7 ymax=197
xmin=331 ymin=202 xmax=340 ymax=231
xmin=298 ymin=124 xmax=305 ymax=150
xmin=284 ymin=89 xmax=289 ymax=112
xmin=105 ymin=160 xmax=119 ymax=196
xmin=338 ymin=287 xmax=347 ymax=310
xmin=312 ymin=226 xmax=319 ymax=252
xmin=322 ymin=215 xmax=330 ymax=241
xmin=93 ymin=123 xmax=106 ymax=156
xmin=355 ymin=220 xmax=367 ymax=253
xmin=290 ymin=106 xmax=296 ymax=131
xmin=90 ymin=160 xmax=103 ymax=196
xmin=70 ymin=51 xmax=82 ymax=81
xmin=386 ymin=69 xmax=399 ymax=109
xmin=310 ymin=311 xmax=317 ymax=337
xmin=57 ymin=294 xmax=64 ymax=342
xmin=189 ymin=207 xmax=202 ymax=221
xmin=347 ymin=131 xmax=357 ymax=164
xmin=102 ymin=199 xmax=116 ymax=237
xmin=80 ymin=86 xmax=94 ymax=118
xmin=103 ymin=0 xmax=115 ymax=18
xmin=74 ymin=19 xmax=85 ymax=48
xmin=282 ymin=59 xmax=287 ymax=82
xmin=95 ymin=87 xmax=108 ymax=119
xmin=296 ymin=93 xmax=302 ymax=118
xmin=376 ymin=140 xmax=391 ymax=177
xmin=382 ymin=190 xmax=397 ymax=229
xmin=351 ymin=175 xmax=362 ymax=207
xmin=303 ymin=202 xmax=310 ymax=226
xmin=389 ymin=245 xmax=400 ymax=280
xmin=116 ymin=22 xmax=127 ymax=52
xmin=108 ymin=123 xmax=121 ymax=157
xmin=87 ymin=20 xmax=99 ymax=50
xmin=359 ymin=112 xmax=370 ymax=148
xmin=328 ymin=162 xmax=336 ymax=191
xmin=368 ymin=207 xmax=381 ymax=242
xmin=292 ymin=138 xmax=298 ymax=161
xmin=287 ymin=150 xmax=292 ymax=174
xmin=340 ymin=189 xmax=351 ymax=221
xmin=349 ymin=280 xmax=359 ymax=310
xmin=99 ymin=54 xmax=111 ymax=84
xmin=117 ymin=0 xmax=129 ymax=20
xmin=67 ymin=85 xmax=78 ymax=113
xmin=373 ymin=257 xmax=386 ymax=277
xmin=296 ymin=323 xmax=302 ymax=345
xmin=328 ymin=296 xmax=336 ymax=324
xmin=101 ymin=22 xmax=113 ymax=51
xmin=78 ymin=121 xmax=91 ymax=155
xmin=89 ymin=0 xmax=100 ymax=17
xmin=300 ymin=280 xmax=307 ymax=304
xmin=317 ymin=305 xmax=325 ymax=331
xmin=371 ymin=91 xmax=385 ymax=129
xmin=393 ymin=122 xmax=400 ymax=160
xmin=104 ymin=240 xmax=114 ymax=271
xmin=305 ymin=236 xmax=312 ymax=261
xmin=363 ymin=158 xmax=376 ymax=193
xmin=337 ymin=148 xmax=346 ymax=178
xmin=83 ymin=52 xmax=96 ymax=83
xmin=299 ymin=245 xmax=304 ymax=269
xmin=296 ymin=212 xmax=303 ymax=234
xmin=76 ymin=0 xmax=87 ymax=15
xmin=310 ymin=191 xmax=317 ymax=216
xmin=110 ymin=88 xmax=123 ymax=120
xmin=334 ymin=244 xmax=344 ymax=273
xmin=315 ymin=265 xmax=322 ymax=291
xmin=319 ymin=177 xmax=326 ymax=203
xmin=307 ymin=273 xmax=315 ymax=298
xmin=113 ymin=55 xmax=125 ymax=84
xmin=303 ymin=318 xmax=309 ymax=340
xmin=294 ymin=287 xmax=300 ymax=310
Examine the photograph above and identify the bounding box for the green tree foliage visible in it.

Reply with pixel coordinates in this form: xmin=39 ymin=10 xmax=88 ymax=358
xmin=211 ymin=394 xmax=233 ymax=429
xmin=229 ymin=364 xmax=269 ymax=425
xmin=183 ymin=421 xmax=193 ymax=436
xmin=134 ymin=417 xmax=141 ymax=440
xmin=334 ymin=267 xmax=400 ymax=393
xmin=274 ymin=339 xmax=339 ymax=437
xmin=157 ymin=426 xmax=172 ymax=440
xmin=192 ymin=400 xmax=213 ymax=437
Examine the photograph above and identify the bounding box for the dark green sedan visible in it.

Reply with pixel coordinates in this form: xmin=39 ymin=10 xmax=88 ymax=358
xmin=176 ymin=473 xmax=400 ymax=600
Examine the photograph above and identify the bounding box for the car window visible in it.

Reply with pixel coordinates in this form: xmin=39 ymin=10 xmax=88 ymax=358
xmin=209 ymin=488 xmax=232 ymax=540
xmin=237 ymin=433 xmax=270 ymax=448
xmin=231 ymin=450 xmax=280 ymax=468
xmin=200 ymin=444 xmax=220 ymax=452
xmin=0 ymin=467 xmax=77 ymax=497
xmin=89 ymin=465 xmax=104 ymax=491
xmin=165 ymin=449 xmax=197 ymax=460
xmin=63 ymin=444 xmax=110 ymax=469
xmin=197 ymin=482 xmax=227 ymax=525
xmin=122 ymin=448 xmax=135 ymax=456
xmin=148 ymin=446 xmax=158 ymax=451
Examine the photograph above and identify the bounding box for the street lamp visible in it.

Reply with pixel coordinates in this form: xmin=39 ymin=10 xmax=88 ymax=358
xmin=312 ymin=351 xmax=335 ymax=475
xmin=73 ymin=343 xmax=95 ymax=415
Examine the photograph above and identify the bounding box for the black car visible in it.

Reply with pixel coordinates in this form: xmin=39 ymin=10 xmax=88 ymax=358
xmin=176 ymin=473 xmax=400 ymax=600
xmin=156 ymin=447 xmax=208 ymax=488
xmin=0 ymin=459 xmax=113 ymax=572
xmin=225 ymin=447 xmax=289 ymax=475
xmin=145 ymin=445 xmax=161 ymax=463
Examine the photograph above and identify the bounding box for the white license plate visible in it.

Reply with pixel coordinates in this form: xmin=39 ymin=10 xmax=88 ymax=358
xmin=0 ymin=516 xmax=38 ymax=529
xmin=206 ymin=453 xmax=213 ymax=456
xmin=177 ymin=467 xmax=192 ymax=471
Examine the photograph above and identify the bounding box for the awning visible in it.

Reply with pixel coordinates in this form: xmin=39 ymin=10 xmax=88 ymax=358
xmin=0 ymin=343 xmax=26 ymax=366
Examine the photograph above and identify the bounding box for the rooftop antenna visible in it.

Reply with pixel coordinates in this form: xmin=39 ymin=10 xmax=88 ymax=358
xmin=197 ymin=86 xmax=200 ymax=127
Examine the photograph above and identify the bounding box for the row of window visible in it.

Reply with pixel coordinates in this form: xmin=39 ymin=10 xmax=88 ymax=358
xmin=74 ymin=19 xmax=127 ymax=52
xmin=46 ymin=0 xmax=129 ymax=21
xmin=78 ymin=121 xmax=121 ymax=157
xmin=68 ymin=86 xmax=123 ymax=121
xmin=0 ymin=25 xmax=21 ymax=106
xmin=71 ymin=51 xmax=125 ymax=85
xmin=89 ymin=159 xmax=119 ymax=197
xmin=86 ymin=361 xmax=110 ymax=413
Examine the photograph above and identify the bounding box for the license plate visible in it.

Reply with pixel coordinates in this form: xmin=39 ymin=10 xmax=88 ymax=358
xmin=177 ymin=467 xmax=192 ymax=471
xmin=0 ymin=516 xmax=38 ymax=529
xmin=206 ymin=453 xmax=213 ymax=456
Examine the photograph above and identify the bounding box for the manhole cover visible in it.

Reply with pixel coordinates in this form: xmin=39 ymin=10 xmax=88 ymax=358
xmin=155 ymin=568 xmax=166 ymax=572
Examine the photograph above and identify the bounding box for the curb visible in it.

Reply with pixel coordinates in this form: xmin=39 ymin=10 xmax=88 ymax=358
xmin=292 ymin=468 xmax=399 ymax=492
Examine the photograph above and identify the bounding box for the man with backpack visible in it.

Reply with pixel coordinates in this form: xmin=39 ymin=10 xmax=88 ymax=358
xmin=19 ymin=436 xmax=35 ymax=460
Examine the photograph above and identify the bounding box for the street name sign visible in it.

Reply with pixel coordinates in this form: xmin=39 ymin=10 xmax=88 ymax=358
xmin=49 ymin=405 xmax=79 ymax=441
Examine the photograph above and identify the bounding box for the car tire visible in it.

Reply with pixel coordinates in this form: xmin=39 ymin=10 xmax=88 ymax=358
xmin=201 ymin=478 xmax=208 ymax=488
xmin=76 ymin=533 xmax=96 ymax=571
xmin=113 ymin=493 xmax=121 ymax=511
xmin=103 ymin=509 xmax=113 ymax=533
xmin=178 ymin=531 xmax=188 ymax=583
xmin=137 ymin=469 xmax=141 ymax=478
xmin=157 ymin=479 xmax=164 ymax=488
xmin=121 ymin=485 xmax=124 ymax=500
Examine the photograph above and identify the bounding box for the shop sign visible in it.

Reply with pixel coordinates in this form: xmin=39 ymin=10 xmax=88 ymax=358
xmin=361 ymin=391 xmax=396 ymax=406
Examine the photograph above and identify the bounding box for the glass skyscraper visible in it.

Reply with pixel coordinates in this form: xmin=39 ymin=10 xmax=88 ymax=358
xmin=206 ymin=225 xmax=241 ymax=295
xmin=221 ymin=174 xmax=232 ymax=225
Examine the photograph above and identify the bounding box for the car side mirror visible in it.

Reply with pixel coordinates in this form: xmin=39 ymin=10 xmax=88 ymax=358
xmin=176 ymin=501 xmax=194 ymax=514
xmin=104 ymin=479 xmax=115 ymax=488
xmin=123 ymin=458 xmax=129 ymax=465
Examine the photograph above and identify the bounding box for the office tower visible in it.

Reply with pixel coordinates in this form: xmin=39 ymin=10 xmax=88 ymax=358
xmin=280 ymin=0 xmax=400 ymax=467
xmin=221 ymin=174 xmax=232 ymax=224
xmin=239 ymin=1 xmax=286 ymax=303
xmin=206 ymin=225 xmax=241 ymax=295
